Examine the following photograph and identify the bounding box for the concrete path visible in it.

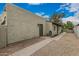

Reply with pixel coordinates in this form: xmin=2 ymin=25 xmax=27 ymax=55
xmin=0 ymin=36 xmax=46 ymax=56
xmin=32 ymin=33 xmax=79 ymax=56
xmin=10 ymin=33 xmax=66 ymax=56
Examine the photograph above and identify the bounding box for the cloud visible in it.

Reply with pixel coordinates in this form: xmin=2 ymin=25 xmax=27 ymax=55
xmin=43 ymin=15 xmax=49 ymax=19
xmin=57 ymin=3 xmax=79 ymax=25
xmin=27 ymin=3 xmax=41 ymax=5
xmin=62 ymin=16 xmax=79 ymax=25
xmin=35 ymin=12 xmax=45 ymax=16
xmin=56 ymin=3 xmax=79 ymax=13
xmin=69 ymin=4 xmax=79 ymax=12
xmin=35 ymin=12 xmax=49 ymax=20
xmin=75 ymin=11 xmax=79 ymax=18
xmin=56 ymin=3 xmax=70 ymax=12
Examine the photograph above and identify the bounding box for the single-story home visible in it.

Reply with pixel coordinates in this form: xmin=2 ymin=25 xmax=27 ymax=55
xmin=0 ymin=4 xmax=63 ymax=48
xmin=46 ymin=21 xmax=62 ymax=36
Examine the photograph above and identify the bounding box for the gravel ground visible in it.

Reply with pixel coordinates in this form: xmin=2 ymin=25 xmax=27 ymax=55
xmin=32 ymin=33 xmax=79 ymax=56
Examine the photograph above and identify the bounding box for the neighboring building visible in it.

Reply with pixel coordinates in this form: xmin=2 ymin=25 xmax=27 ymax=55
xmin=74 ymin=24 xmax=79 ymax=37
xmin=46 ymin=21 xmax=62 ymax=36
xmin=52 ymin=22 xmax=62 ymax=35
xmin=0 ymin=4 xmax=63 ymax=48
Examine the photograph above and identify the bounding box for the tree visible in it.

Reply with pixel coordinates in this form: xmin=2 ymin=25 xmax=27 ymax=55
xmin=63 ymin=23 xmax=67 ymax=29
xmin=63 ymin=21 xmax=74 ymax=30
xmin=50 ymin=13 xmax=65 ymax=34
xmin=50 ymin=13 xmax=65 ymax=24
xmin=67 ymin=21 xmax=74 ymax=29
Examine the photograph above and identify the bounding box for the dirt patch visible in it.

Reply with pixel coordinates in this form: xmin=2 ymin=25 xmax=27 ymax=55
xmin=0 ymin=36 xmax=47 ymax=56
xmin=32 ymin=33 xmax=79 ymax=56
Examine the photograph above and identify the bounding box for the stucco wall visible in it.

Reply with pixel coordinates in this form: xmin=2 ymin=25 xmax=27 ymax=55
xmin=0 ymin=26 xmax=7 ymax=48
xmin=74 ymin=26 xmax=79 ymax=38
xmin=58 ymin=27 xmax=62 ymax=34
xmin=46 ymin=22 xmax=62 ymax=36
xmin=46 ymin=22 xmax=58 ymax=36
xmin=54 ymin=25 xmax=58 ymax=35
xmin=7 ymin=4 xmax=46 ymax=44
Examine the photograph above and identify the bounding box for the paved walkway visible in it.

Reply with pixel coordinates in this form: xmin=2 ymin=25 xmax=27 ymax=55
xmin=10 ymin=32 xmax=65 ymax=56
xmin=32 ymin=33 xmax=79 ymax=56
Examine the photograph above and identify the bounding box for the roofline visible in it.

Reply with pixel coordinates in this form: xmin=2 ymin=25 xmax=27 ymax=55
xmin=46 ymin=21 xmax=62 ymax=26
xmin=6 ymin=3 xmax=47 ymax=21
xmin=52 ymin=22 xmax=62 ymax=26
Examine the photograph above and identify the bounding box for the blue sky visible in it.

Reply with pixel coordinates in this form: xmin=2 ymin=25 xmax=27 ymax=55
xmin=14 ymin=3 xmax=75 ymax=18
xmin=0 ymin=3 xmax=79 ymax=24
xmin=14 ymin=3 xmax=62 ymax=17
xmin=0 ymin=3 xmax=74 ymax=17
xmin=0 ymin=3 xmax=5 ymax=15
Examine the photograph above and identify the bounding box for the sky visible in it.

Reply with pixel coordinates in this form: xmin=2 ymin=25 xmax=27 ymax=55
xmin=0 ymin=3 xmax=5 ymax=16
xmin=14 ymin=3 xmax=75 ymax=19
xmin=0 ymin=3 xmax=79 ymax=25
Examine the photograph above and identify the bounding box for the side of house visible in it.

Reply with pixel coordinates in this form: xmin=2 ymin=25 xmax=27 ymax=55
xmin=46 ymin=21 xmax=62 ymax=36
xmin=0 ymin=11 xmax=7 ymax=48
xmin=0 ymin=4 xmax=63 ymax=48
xmin=46 ymin=21 xmax=53 ymax=36
xmin=52 ymin=23 xmax=62 ymax=36
xmin=74 ymin=24 xmax=79 ymax=38
xmin=6 ymin=4 xmax=46 ymax=44
xmin=58 ymin=26 xmax=62 ymax=34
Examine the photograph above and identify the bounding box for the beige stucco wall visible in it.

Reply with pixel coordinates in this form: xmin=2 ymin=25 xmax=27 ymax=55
xmin=7 ymin=4 xmax=46 ymax=44
xmin=74 ymin=26 xmax=79 ymax=38
xmin=46 ymin=22 xmax=62 ymax=36
xmin=58 ymin=27 xmax=62 ymax=34
xmin=0 ymin=12 xmax=7 ymax=48
xmin=46 ymin=22 xmax=58 ymax=36
xmin=0 ymin=26 xmax=7 ymax=48
xmin=53 ymin=25 xmax=58 ymax=35
xmin=46 ymin=22 xmax=53 ymax=36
